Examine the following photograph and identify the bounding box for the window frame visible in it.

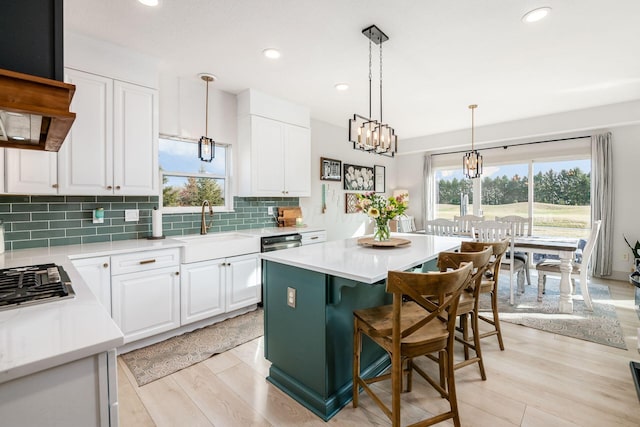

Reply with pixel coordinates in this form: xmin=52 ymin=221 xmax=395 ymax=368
xmin=159 ymin=136 xmax=233 ymax=213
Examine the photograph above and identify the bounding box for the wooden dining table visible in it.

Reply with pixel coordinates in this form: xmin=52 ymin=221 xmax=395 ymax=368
xmin=509 ymin=236 xmax=580 ymax=313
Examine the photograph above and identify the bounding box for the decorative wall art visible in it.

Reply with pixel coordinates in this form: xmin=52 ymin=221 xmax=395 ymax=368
xmin=320 ymin=157 xmax=342 ymax=181
xmin=374 ymin=165 xmax=386 ymax=193
xmin=343 ymin=163 xmax=375 ymax=191
xmin=345 ymin=193 xmax=360 ymax=213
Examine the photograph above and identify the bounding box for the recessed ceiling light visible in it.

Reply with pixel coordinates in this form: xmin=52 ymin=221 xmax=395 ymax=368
xmin=263 ymin=48 xmax=281 ymax=59
xmin=334 ymin=83 xmax=349 ymax=91
xmin=138 ymin=0 xmax=159 ymax=6
xmin=522 ymin=7 xmax=551 ymax=23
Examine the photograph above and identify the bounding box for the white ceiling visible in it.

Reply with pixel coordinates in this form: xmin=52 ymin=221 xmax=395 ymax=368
xmin=64 ymin=0 xmax=640 ymax=140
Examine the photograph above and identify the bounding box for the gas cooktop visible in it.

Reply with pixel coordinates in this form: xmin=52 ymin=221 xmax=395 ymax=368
xmin=0 ymin=263 xmax=74 ymax=311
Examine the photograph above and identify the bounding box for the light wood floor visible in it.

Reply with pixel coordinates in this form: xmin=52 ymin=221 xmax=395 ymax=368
xmin=117 ymin=277 xmax=640 ymax=426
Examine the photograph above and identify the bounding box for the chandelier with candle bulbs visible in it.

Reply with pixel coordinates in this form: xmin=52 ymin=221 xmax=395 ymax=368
xmin=348 ymin=25 xmax=397 ymax=157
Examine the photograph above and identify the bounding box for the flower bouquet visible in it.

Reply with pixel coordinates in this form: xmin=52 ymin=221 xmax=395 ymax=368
xmin=356 ymin=192 xmax=408 ymax=241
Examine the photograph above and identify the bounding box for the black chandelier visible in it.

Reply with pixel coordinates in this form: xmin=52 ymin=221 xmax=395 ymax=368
xmin=348 ymin=25 xmax=397 ymax=157
xmin=463 ymin=104 xmax=483 ymax=179
xmin=198 ymin=73 xmax=216 ymax=162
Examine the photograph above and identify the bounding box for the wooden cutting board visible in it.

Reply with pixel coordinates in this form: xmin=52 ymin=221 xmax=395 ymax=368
xmin=278 ymin=207 xmax=302 ymax=227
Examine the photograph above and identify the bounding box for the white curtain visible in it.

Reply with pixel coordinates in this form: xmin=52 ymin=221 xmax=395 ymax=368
xmin=591 ymin=132 xmax=614 ymax=277
xmin=422 ymin=154 xmax=436 ymax=227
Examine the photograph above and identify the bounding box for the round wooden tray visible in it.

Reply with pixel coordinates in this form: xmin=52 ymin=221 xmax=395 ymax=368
xmin=357 ymin=237 xmax=412 ymax=248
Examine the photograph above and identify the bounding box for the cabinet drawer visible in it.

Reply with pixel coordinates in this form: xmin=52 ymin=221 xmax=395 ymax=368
xmin=300 ymin=230 xmax=327 ymax=245
xmin=111 ymin=248 xmax=180 ymax=275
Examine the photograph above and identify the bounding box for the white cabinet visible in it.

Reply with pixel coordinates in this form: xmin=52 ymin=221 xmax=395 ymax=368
xmin=72 ymin=256 xmax=112 ymax=314
xmin=111 ymin=249 xmax=180 ymax=344
xmin=4 ymin=148 xmax=58 ymax=194
xmin=225 ymin=253 xmax=261 ymax=312
xmin=181 ymin=253 xmax=260 ymax=325
xmin=59 ymin=68 xmax=158 ymax=196
xmin=238 ymin=115 xmax=310 ymax=197
xmin=237 ymin=89 xmax=311 ymax=197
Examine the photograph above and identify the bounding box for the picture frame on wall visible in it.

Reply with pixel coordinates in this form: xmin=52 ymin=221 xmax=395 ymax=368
xmin=374 ymin=165 xmax=386 ymax=193
xmin=343 ymin=163 xmax=375 ymax=191
xmin=320 ymin=157 xmax=342 ymax=181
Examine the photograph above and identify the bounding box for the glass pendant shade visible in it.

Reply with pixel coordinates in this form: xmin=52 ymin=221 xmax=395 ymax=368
xmin=463 ymin=104 xmax=482 ymax=179
xmin=198 ymin=136 xmax=215 ymax=162
xmin=198 ymin=73 xmax=216 ymax=162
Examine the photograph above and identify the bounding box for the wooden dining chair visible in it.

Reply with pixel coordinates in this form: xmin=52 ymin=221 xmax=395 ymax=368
xmin=495 ymin=215 xmax=533 ymax=287
xmin=473 ymin=220 xmax=528 ymax=295
xmin=536 ymin=220 xmax=602 ymax=310
xmin=460 ymin=240 xmax=510 ymax=350
xmin=454 ymin=214 xmax=484 ymax=235
xmin=352 ymin=262 xmax=473 ymax=427
xmin=432 ymin=247 xmax=493 ymax=382
xmin=424 ymin=218 xmax=458 ymax=236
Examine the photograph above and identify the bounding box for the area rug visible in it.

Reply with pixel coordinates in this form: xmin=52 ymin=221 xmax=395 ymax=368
xmin=121 ymin=309 xmax=264 ymax=386
xmin=480 ymin=276 xmax=627 ymax=350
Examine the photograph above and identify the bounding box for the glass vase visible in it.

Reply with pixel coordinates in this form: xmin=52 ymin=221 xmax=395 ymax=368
xmin=374 ymin=219 xmax=391 ymax=242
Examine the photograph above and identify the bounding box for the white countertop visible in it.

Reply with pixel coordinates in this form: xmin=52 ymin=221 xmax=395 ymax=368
xmin=260 ymin=233 xmax=463 ymax=283
xmin=0 ymin=227 xmax=326 ymax=384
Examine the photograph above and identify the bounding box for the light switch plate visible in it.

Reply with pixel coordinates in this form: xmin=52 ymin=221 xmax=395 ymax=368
xmin=125 ymin=209 xmax=139 ymax=222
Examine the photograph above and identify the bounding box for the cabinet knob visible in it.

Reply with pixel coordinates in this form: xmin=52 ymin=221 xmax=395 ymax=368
xmin=52 ymin=183 xmax=58 ymax=188
xmin=106 ymin=185 xmax=113 ymax=190
xmin=175 ymin=271 xmax=180 ymax=276
xmin=115 ymin=185 xmax=121 ymax=190
xmin=103 ymin=263 xmax=109 ymax=268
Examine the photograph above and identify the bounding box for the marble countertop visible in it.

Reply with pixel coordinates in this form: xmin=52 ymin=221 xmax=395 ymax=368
xmin=0 ymin=226 xmax=327 ymax=384
xmin=260 ymin=233 xmax=463 ymax=283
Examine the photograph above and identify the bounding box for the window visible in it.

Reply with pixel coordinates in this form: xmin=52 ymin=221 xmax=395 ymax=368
xmin=159 ymin=137 xmax=230 ymax=212
xmin=431 ymin=137 xmax=591 ymax=238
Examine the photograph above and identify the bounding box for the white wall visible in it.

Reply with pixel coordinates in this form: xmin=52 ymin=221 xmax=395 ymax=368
xmin=300 ymin=119 xmax=397 ymax=241
xmin=396 ymin=102 xmax=640 ymax=280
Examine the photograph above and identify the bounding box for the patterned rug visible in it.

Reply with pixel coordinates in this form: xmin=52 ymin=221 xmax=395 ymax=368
xmin=481 ymin=275 xmax=627 ymax=349
xmin=121 ymin=308 xmax=264 ymax=386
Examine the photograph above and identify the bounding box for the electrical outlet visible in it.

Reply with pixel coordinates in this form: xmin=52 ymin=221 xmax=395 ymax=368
xmin=124 ymin=209 xmax=139 ymax=222
xmin=268 ymin=206 xmax=274 ymax=215
xmin=623 ymin=253 xmax=630 ymax=261
xmin=287 ymin=287 xmax=296 ymax=308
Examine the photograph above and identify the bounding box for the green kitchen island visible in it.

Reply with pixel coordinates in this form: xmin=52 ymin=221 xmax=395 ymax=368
xmin=261 ymin=234 xmax=461 ymax=421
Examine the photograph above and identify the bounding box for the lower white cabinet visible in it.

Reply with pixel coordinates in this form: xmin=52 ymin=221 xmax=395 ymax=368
xmin=72 ymin=256 xmax=112 ymax=314
xmin=111 ymin=249 xmax=181 ymax=344
xmin=181 ymin=253 xmax=260 ymax=325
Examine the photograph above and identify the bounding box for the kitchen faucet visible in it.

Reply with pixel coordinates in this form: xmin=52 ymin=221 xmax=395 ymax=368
xmin=200 ymin=200 xmax=213 ymax=234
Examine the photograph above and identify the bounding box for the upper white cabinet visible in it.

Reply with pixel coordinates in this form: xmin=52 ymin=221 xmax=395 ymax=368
xmin=5 ymin=148 xmax=58 ymax=194
xmin=237 ymin=89 xmax=311 ymax=197
xmin=58 ymin=68 xmax=158 ymax=196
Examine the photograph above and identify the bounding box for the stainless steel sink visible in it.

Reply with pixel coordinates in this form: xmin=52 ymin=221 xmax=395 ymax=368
xmin=176 ymin=232 xmax=260 ymax=263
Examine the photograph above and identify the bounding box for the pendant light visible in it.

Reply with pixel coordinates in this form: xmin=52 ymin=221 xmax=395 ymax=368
xmin=348 ymin=25 xmax=397 ymax=157
xmin=463 ymin=104 xmax=483 ymax=179
xmin=198 ymin=73 xmax=216 ymax=162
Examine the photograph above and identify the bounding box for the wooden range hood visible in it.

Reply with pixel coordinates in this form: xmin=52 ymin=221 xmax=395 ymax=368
xmin=0 ymin=68 xmax=75 ymax=152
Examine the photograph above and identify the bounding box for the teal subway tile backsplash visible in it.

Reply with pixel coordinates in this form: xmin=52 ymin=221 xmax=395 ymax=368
xmin=0 ymin=196 xmax=298 ymax=251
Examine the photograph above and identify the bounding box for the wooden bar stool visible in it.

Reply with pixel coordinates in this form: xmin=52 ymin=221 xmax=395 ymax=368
xmin=431 ymin=247 xmax=493 ymax=383
xmin=352 ymin=262 xmax=473 ymax=427
xmin=460 ymin=240 xmax=510 ymax=350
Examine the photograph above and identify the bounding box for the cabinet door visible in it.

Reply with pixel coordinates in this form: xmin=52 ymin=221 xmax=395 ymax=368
xmin=251 ymin=115 xmax=285 ymax=196
xmin=283 ymin=124 xmax=311 ymax=196
xmin=112 ymin=266 xmax=180 ymax=343
xmin=113 ymin=81 xmax=159 ymax=195
xmin=180 ymin=259 xmax=225 ymax=325
xmin=5 ymin=149 xmax=58 ymax=194
xmin=72 ymin=256 xmax=112 ymax=315
xmin=58 ymin=69 xmax=114 ymax=195
xmin=226 ymin=253 xmax=261 ymax=312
